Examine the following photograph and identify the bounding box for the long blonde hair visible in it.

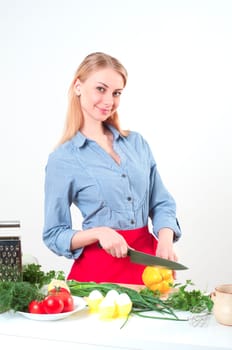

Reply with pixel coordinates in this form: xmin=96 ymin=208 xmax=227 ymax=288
xmin=57 ymin=52 xmax=129 ymax=146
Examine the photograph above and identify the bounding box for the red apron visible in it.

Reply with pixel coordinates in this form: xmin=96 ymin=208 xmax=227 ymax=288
xmin=67 ymin=226 xmax=158 ymax=284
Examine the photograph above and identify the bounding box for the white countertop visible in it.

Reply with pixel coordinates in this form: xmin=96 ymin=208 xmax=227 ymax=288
xmin=0 ymin=301 xmax=232 ymax=350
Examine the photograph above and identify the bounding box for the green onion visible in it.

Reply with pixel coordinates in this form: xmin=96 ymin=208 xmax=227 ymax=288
xmin=67 ymin=280 xmax=186 ymax=322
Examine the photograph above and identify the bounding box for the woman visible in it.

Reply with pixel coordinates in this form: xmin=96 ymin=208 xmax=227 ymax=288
xmin=43 ymin=52 xmax=182 ymax=284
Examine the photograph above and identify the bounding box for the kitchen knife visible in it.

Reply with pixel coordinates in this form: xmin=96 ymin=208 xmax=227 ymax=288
xmin=128 ymin=248 xmax=188 ymax=270
xmin=98 ymin=243 xmax=188 ymax=270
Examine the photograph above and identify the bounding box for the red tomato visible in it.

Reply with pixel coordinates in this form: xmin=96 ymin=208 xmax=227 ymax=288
xmin=49 ymin=288 xmax=74 ymax=313
xmin=61 ymin=293 xmax=74 ymax=313
xmin=49 ymin=287 xmax=70 ymax=295
xmin=28 ymin=300 xmax=45 ymax=314
xmin=43 ymin=295 xmax=64 ymax=314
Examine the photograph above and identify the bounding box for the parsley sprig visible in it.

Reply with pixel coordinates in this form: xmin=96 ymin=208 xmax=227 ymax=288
xmin=22 ymin=263 xmax=65 ymax=288
xmin=164 ymin=280 xmax=214 ymax=313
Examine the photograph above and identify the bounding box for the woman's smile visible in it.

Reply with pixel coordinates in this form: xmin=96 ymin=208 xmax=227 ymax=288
xmin=96 ymin=106 xmax=112 ymax=115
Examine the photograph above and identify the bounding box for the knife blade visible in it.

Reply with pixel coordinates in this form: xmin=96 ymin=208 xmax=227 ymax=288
xmin=128 ymin=248 xmax=188 ymax=270
xmin=98 ymin=243 xmax=188 ymax=270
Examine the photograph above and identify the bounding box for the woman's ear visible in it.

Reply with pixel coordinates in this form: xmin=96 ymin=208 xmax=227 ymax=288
xmin=74 ymin=79 xmax=81 ymax=96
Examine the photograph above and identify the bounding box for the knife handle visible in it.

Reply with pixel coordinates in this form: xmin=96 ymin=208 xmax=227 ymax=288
xmin=98 ymin=242 xmax=133 ymax=256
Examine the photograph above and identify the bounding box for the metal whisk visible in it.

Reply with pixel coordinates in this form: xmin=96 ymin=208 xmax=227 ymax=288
xmin=188 ymin=311 xmax=211 ymax=327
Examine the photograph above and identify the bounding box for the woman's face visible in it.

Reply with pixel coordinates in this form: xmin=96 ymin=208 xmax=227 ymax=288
xmin=75 ymin=68 xmax=124 ymax=123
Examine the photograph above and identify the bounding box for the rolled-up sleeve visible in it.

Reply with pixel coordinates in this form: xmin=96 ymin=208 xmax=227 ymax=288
xmin=149 ymin=164 xmax=181 ymax=241
xmin=43 ymin=154 xmax=83 ymax=259
xmin=141 ymin=138 xmax=181 ymax=241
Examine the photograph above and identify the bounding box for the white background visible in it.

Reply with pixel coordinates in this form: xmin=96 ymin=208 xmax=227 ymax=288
xmin=0 ymin=0 xmax=231 ymax=291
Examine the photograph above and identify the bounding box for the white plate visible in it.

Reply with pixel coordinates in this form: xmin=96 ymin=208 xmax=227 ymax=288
xmin=17 ymin=296 xmax=87 ymax=321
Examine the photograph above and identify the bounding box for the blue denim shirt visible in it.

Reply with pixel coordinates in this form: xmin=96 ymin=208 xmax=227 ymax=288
xmin=43 ymin=125 xmax=181 ymax=259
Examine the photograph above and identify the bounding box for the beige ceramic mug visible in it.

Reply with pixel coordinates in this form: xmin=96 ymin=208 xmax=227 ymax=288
xmin=212 ymin=284 xmax=232 ymax=326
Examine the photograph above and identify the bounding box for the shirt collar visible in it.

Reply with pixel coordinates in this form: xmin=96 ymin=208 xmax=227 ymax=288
xmin=105 ymin=124 xmax=122 ymax=141
xmin=72 ymin=124 xmax=122 ymax=149
xmin=72 ymin=132 xmax=87 ymax=148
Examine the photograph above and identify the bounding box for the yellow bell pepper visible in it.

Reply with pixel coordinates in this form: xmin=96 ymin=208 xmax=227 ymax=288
xmin=142 ymin=266 xmax=174 ymax=294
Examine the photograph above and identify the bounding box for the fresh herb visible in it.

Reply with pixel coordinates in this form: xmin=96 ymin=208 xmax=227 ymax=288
xmin=22 ymin=263 xmax=65 ymax=288
xmin=0 ymin=281 xmax=44 ymax=313
xmin=0 ymin=264 xmax=65 ymax=313
xmin=164 ymin=280 xmax=214 ymax=313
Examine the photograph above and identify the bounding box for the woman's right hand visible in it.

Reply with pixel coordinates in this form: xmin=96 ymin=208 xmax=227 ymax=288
xmin=96 ymin=227 xmax=129 ymax=258
xmin=71 ymin=226 xmax=129 ymax=258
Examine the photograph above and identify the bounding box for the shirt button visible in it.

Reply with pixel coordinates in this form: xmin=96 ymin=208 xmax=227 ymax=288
xmin=121 ymin=174 xmax=126 ymax=178
xmin=130 ymin=220 xmax=135 ymax=224
xmin=127 ymin=197 xmax=132 ymax=201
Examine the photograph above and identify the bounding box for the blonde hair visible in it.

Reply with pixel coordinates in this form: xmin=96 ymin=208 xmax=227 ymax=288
xmin=57 ymin=52 xmax=129 ymax=146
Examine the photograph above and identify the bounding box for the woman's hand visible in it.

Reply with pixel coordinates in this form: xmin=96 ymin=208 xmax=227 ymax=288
xmin=97 ymin=227 xmax=128 ymax=258
xmin=71 ymin=226 xmax=128 ymax=258
xmin=156 ymin=228 xmax=178 ymax=279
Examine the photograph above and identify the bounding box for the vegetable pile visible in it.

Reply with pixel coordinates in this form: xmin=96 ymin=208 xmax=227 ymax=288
xmin=0 ymin=264 xmax=214 ymax=325
xmin=67 ymin=280 xmax=183 ymax=322
xmin=28 ymin=280 xmax=75 ymax=314
xmin=0 ymin=264 xmax=65 ymax=313
xmin=67 ymin=279 xmax=214 ymax=322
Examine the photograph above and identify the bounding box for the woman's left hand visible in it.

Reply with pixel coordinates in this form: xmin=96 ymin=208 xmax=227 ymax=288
xmin=156 ymin=228 xmax=178 ymax=279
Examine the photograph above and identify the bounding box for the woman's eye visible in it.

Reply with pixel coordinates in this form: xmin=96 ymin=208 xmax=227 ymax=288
xmin=113 ymin=91 xmax=122 ymax=97
xmin=96 ymin=86 xmax=105 ymax=93
xmin=96 ymin=87 xmax=122 ymax=97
